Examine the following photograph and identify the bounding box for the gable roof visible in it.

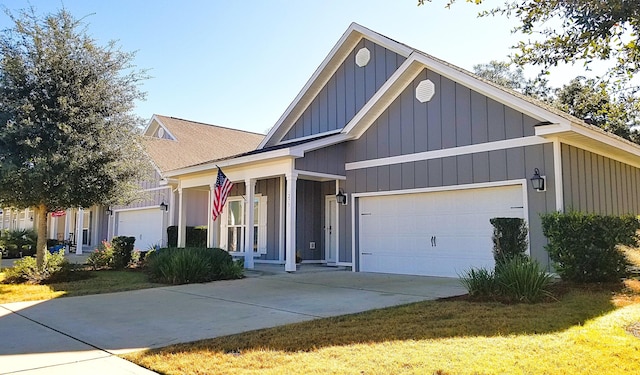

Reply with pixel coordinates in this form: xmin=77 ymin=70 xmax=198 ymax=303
xmin=259 ymin=22 xmax=640 ymax=167
xmin=142 ymin=115 xmax=264 ymax=173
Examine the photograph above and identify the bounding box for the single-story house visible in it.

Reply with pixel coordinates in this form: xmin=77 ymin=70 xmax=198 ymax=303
xmin=1 ymin=115 xmax=263 ymax=253
xmin=163 ymin=23 xmax=640 ymax=277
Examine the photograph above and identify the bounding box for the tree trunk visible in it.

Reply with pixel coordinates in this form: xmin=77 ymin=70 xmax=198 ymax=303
xmin=35 ymin=204 xmax=48 ymax=269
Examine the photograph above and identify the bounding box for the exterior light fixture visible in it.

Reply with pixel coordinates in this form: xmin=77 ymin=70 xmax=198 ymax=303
xmin=105 ymin=207 xmax=113 ymax=216
xmin=159 ymin=202 xmax=169 ymax=211
xmin=336 ymin=189 xmax=348 ymax=205
xmin=530 ymin=168 xmax=545 ymax=192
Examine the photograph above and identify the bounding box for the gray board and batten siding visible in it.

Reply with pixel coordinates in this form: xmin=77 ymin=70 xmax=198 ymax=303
xmin=281 ymin=39 xmax=406 ymax=142
xmin=562 ymin=144 xmax=640 ymax=216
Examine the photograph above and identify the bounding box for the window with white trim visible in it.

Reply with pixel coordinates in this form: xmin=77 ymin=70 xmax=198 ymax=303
xmin=219 ymin=195 xmax=267 ymax=254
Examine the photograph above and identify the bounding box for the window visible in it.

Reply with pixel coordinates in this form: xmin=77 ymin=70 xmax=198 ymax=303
xmin=219 ymin=195 xmax=267 ymax=254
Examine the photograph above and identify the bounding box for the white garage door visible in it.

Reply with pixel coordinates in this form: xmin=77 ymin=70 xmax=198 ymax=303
xmin=116 ymin=209 xmax=164 ymax=249
xmin=358 ymin=185 xmax=525 ymax=277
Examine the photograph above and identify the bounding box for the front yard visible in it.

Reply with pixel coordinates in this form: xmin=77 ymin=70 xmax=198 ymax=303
xmin=124 ymin=281 xmax=640 ymax=375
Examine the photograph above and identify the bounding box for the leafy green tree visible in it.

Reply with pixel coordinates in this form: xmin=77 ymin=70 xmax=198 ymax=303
xmin=0 ymin=8 xmax=150 ymax=267
xmin=420 ymin=1 xmax=640 ymax=86
xmin=472 ymin=60 xmax=551 ymax=101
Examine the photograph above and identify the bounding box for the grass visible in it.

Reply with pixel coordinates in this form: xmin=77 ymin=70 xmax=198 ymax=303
xmin=124 ymin=282 xmax=640 ymax=375
xmin=0 ymin=269 xmax=162 ymax=304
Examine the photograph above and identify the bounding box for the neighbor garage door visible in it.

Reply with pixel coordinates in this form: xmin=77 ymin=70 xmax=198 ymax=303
xmin=116 ymin=208 xmax=163 ymax=249
xmin=358 ymin=185 xmax=525 ymax=277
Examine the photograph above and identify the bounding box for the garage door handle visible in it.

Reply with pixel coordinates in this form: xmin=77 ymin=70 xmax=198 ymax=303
xmin=361 ymin=252 xmax=373 ymax=255
xmin=431 ymin=236 xmax=437 ymax=247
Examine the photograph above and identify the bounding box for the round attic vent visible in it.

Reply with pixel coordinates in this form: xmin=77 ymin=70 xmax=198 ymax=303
xmin=157 ymin=127 xmax=165 ymax=138
xmin=355 ymin=47 xmax=371 ymax=67
xmin=415 ymin=79 xmax=435 ymax=103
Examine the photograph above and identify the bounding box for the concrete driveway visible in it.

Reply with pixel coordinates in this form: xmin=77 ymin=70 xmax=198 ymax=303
xmin=0 ymin=265 xmax=465 ymax=374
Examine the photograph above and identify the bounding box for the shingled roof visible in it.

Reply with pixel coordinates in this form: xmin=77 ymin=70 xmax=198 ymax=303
xmin=142 ymin=115 xmax=264 ymax=173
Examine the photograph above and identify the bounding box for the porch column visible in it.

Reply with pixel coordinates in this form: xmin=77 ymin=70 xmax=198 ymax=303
xmin=278 ymin=176 xmax=285 ymax=263
xmin=244 ymin=178 xmax=256 ymax=269
xmin=285 ymin=173 xmax=298 ymax=272
xmin=207 ymin=184 xmax=217 ymax=248
xmin=75 ymin=208 xmax=83 ymax=254
xmin=177 ymin=188 xmax=186 ymax=247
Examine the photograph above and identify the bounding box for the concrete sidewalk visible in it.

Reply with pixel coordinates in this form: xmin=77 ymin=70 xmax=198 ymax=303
xmin=0 ymin=265 xmax=465 ymax=374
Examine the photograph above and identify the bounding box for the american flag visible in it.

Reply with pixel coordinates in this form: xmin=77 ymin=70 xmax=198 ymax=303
xmin=212 ymin=168 xmax=233 ymax=221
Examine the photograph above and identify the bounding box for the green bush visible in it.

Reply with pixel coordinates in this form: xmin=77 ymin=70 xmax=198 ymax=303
xmin=460 ymin=257 xmax=552 ymax=303
xmin=87 ymin=241 xmax=115 ymax=270
xmin=494 ymin=257 xmax=553 ymax=303
xmin=146 ymin=247 xmax=243 ymax=284
xmin=459 ymin=267 xmax=496 ymax=297
xmin=490 ymin=217 xmax=528 ymax=266
xmin=166 ymin=226 xmax=208 ymax=248
xmin=3 ymin=250 xmax=71 ymax=284
xmin=541 ymin=211 xmax=640 ymax=282
xmin=0 ymin=229 xmax=37 ymax=258
xmin=111 ymin=236 xmax=135 ymax=270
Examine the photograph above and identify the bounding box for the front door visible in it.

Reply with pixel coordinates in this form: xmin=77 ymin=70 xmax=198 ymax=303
xmin=325 ymin=196 xmax=337 ymax=265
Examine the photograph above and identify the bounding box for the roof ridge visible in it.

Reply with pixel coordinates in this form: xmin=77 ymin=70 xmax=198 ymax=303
xmin=154 ymin=114 xmax=265 ymax=137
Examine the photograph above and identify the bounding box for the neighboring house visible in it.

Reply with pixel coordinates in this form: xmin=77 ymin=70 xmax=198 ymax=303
xmin=163 ymin=23 xmax=640 ymax=277
xmin=3 ymin=115 xmax=263 ymax=253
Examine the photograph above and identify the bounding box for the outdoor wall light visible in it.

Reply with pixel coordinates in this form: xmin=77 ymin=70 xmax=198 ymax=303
xmin=159 ymin=202 xmax=169 ymax=211
xmin=105 ymin=207 xmax=113 ymax=216
xmin=336 ymin=189 xmax=348 ymax=205
xmin=530 ymin=168 xmax=546 ymax=192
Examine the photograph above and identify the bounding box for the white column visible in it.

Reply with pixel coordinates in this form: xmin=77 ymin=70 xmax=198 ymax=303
xmin=75 ymin=208 xmax=84 ymax=254
xmin=177 ymin=188 xmax=186 ymax=247
xmin=207 ymin=184 xmax=217 ymax=248
xmin=107 ymin=210 xmax=114 ymax=242
xmin=278 ymin=176 xmax=285 ymax=263
xmin=553 ymin=138 xmax=564 ymax=212
xmin=244 ymin=179 xmax=256 ymax=269
xmin=285 ymin=173 xmax=298 ymax=272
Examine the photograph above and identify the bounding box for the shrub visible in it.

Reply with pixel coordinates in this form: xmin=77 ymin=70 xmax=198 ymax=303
xmin=3 ymin=250 xmax=71 ymax=284
xmin=87 ymin=241 xmax=115 ymax=270
xmin=460 ymin=257 xmax=552 ymax=303
xmin=459 ymin=267 xmax=496 ymax=297
xmin=166 ymin=226 xmax=208 ymax=247
xmin=490 ymin=217 xmax=528 ymax=266
xmin=146 ymin=247 xmax=243 ymax=284
xmin=111 ymin=236 xmax=136 ymax=270
xmin=0 ymin=229 xmax=37 ymax=258
xmin=541 ymin=211 xmax=640 ymax=282
xmin=494 ymin=257 xmax=553 ymax=303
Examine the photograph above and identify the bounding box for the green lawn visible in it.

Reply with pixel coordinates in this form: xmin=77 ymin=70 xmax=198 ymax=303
xmin=0 ymin=269 xmax=162 ymax=303
xmin=124 ymin=282 xmax=640 ymax=375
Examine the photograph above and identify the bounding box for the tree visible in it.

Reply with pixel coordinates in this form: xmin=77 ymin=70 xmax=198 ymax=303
xmin=0 ymin=8 xmax=150 ymax=268
xmin=474 ymin=61 xmax=640 ymax=144
xmin=420 ymin=1 xmax=640 ymax=87
xmin=472 ymin=60 xmax=551 ymax=101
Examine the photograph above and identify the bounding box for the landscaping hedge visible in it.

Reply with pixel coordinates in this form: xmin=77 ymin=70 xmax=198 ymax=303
xmin=166 ymin=226 xmax=207 ymax=248
xmin=146 ymin=247 xmax=243 ymax=284
xmin=541 ymin=211 xmax=640 ymax=282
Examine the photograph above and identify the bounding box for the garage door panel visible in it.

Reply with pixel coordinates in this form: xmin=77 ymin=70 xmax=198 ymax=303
xmin=116 ymin=209 xmax=163 ymax=249
xmin=359 ymin=185 xmax=524 ymax=277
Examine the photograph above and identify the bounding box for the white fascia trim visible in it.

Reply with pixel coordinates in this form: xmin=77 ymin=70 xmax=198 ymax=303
xmin=141 ymin=186 xmax=173 ymax=193
xmin=289 ymin=133 xmax=352 ymax=155
xmin=164 ymin=148 xmax=299 ymax=177
xmin=278 ymin=129 xmax=343 ymax=146
xmin=295 ymin=169 xmax=347 ymax=181
xmin=342 ymin=56 xmax=423 ymax=137
xmin=568 ymin=122 xmax=640 ymax=158
xmin=259 ymin=23 xmax=412 ymax=149
xmin=411 ymin=53 xmax=572 ymax=126
xmin=345 ymin=136 xmax=550 ymax=171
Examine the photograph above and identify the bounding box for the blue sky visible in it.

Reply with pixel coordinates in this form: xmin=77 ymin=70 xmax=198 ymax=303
xmin=0 ymin=1 xmax=587 ymax=134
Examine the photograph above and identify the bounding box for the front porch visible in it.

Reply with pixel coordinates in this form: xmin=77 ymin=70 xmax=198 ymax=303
xmin=172 ymin=161 xmax=350 ymax=272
